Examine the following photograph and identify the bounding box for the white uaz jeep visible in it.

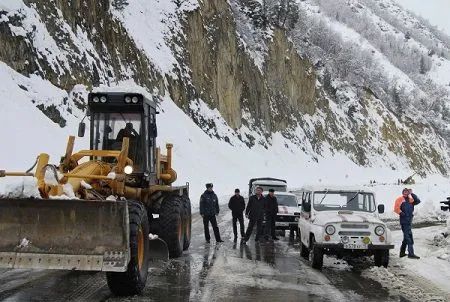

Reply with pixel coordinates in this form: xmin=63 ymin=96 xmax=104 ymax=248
xmin=295 ymin=186 xmax=394 ymax=269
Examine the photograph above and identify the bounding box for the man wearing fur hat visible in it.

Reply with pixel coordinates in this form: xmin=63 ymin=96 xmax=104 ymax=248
xmin=200 ymin=183 xmax=223 ymax=243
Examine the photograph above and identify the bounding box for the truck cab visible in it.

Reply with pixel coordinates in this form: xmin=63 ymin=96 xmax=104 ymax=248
xmin=83 ymin=92 xmax=159 ymax=186
xmin=248 ymin=177 xmax=287 ymax=196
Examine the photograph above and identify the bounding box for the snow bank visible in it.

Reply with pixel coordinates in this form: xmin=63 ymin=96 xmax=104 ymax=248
xmin=364 ymin=225 xmax=450 ymax=299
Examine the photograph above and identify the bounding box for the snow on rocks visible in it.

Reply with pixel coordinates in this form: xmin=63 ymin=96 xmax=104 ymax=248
xmin=110 ymin=0 xmax=198 ymax=76
xmin=17 ymin=238 xmax=30 ymax=248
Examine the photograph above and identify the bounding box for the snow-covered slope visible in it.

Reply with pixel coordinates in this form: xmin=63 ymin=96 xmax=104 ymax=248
xmin=0 ymin=0 xmax=450 ymax=205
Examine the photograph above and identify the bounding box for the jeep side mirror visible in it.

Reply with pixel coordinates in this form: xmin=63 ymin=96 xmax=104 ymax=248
xmin=303 ymin=203 xmax=311 ymax=213
xmin=78 ymin=122 xmax=86 ymax=137
xmin=377 ymin=204 xmax=385 ymax=214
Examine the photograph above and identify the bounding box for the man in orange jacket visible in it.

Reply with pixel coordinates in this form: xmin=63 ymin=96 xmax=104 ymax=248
xmin=394 ymin=188 xmax=421 ymax=259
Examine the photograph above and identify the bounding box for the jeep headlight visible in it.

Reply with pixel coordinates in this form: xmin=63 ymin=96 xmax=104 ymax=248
xmin=325 ymin=225 xmax=336 ymax=235
xmin=375 ymin=225 xmax=385 ymax=236
xmin=294 ymin=216 xmax=299 ymax=222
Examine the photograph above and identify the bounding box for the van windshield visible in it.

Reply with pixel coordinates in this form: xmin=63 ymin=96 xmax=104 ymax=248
xmin=313 ymin=191 xmax=376 ymax=212
xmin=254 ymin=185 xmax=287 ymax=193
xmin=277 ymin=195 xmax=298 ymax=207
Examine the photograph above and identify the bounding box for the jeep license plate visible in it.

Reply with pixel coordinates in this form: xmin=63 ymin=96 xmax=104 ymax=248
xmin=277 ymin=222 xmax=289 ymax=226
xmin=344 ymin=243 xmax=367 ymax=250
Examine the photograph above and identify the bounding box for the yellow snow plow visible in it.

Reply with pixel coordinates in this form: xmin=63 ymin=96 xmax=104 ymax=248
xmin=0 ymin=92 xmax=192 ymax=296
xmin=0 ymin=198 xmax=130 ymax=271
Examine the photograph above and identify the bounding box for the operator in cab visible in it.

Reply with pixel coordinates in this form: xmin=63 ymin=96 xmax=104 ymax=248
xmin=117 ymin=122 xmax=139 ymax=140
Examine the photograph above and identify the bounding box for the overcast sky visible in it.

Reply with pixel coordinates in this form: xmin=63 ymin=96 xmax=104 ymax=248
xmin=394 ymin=0 xmax=450 ymax=36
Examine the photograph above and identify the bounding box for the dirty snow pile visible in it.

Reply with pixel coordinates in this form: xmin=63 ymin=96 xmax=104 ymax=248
xmin=431 ymin=217 xmax=450 ymax=260
xmin=363 ymin=224 xmax=450 ymax=300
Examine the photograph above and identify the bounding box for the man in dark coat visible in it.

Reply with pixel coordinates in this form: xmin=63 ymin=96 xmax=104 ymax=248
xmin=264 ymin=189 xmax=279 ymax=241
xmin=116 ymin=122 xmax=139 ymax=140
xmin=243 ymin=186 xmax=265 ymax=244
xmin=200 ymin=183 xmax=223 ymax=243
xmin=228 ymin=188 xmax=246 ymax=242
xmin=394 ymin=188 xmax=421 ymax=258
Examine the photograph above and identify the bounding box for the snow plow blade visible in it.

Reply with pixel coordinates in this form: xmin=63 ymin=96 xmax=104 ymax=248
xmin=0 ymin=198 xmax=130 ymax=272
xmin=149 ymin=237 xmax=169 ymax=261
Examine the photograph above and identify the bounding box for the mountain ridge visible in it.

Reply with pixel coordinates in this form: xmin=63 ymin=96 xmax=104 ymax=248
xmin=0 ymin=0 xmax=449 ymax=176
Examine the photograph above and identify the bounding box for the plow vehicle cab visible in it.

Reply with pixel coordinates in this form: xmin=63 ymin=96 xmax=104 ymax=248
xmin=0 ymin=92 xmax=192 ymax=296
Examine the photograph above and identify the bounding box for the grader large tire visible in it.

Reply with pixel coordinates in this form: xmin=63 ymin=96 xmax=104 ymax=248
xmin=159 ymin=195 xmax=185 ymax=258
xmin=106 ymin=200 xmax=150 ymax=296
xmin=182 ymin=196 xmax=192 ymax=251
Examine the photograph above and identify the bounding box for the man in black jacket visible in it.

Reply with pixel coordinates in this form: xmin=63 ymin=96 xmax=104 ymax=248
xmin=243 ymin=186 xmax=265 ymax=244
xmin=265 ymin=189 xmax=279 ymax=241
xmin=228 ymin=188 xmax=246 ymax=242
xmin=200 ymin=183 xmax=224 ymax=243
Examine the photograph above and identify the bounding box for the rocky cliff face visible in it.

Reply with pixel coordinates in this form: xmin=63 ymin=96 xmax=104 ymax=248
xmin=0 ymin=0 xmax=164 ymax=115
xmin=0 ymin=0 xmax=448 ymax=175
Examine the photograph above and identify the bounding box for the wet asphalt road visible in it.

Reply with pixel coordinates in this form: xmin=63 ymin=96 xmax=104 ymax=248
xmin=0 ymin=210 xmax=417 ymax=302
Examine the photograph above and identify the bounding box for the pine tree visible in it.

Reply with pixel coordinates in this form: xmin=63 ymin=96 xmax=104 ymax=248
xmin=419 ymin=56 xmax=426 ymax=74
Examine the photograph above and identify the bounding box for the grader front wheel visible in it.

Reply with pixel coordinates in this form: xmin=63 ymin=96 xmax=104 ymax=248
xmin=106 ymin=201 xmax=150 ymax=296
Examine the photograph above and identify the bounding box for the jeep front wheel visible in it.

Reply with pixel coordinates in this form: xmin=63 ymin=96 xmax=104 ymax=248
xmin=309 ymin=238 xmax=323 ymax=269
xmin=299 ymin=230 xmax=309 ymax=259
xmin=374 ymin=250 xmax=389 ymax=268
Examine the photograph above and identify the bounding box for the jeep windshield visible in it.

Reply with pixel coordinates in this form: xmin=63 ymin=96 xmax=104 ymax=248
xmin=277 ymin=195 xmax=298 ymax=207
xmin=313 ymin=191 xmax=376 ymax=212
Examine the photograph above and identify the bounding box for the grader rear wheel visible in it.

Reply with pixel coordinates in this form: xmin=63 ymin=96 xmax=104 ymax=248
xmin=158 ymin=195 xmax=184 ymax=258
xmin=106 ymin=201 xmax=150 ymax=296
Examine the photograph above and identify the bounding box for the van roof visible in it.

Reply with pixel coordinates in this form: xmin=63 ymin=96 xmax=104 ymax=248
xmin=251 ymin=179 xmax=287 ymax=186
